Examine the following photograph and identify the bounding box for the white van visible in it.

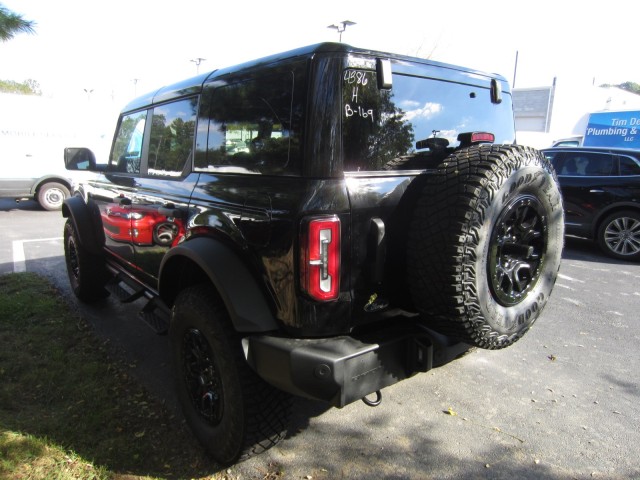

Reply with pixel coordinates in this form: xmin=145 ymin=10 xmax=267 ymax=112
xmin=551 ymin=135 xmax=583 ymax=147
xmin=1 ymin=93 xmax=112 ymax=210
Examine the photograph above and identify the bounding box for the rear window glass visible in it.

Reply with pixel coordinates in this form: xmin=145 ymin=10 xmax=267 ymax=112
xmin=556 ymin=152 xmax=615 ymax=176
xmin=342 ymin=69 xmax=515 ymax=172
xmin=620 ymin=155 xmax=640 ymax=175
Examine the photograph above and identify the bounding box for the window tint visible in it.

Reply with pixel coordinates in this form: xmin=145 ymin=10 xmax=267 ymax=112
xmin=558 ymin=152 xmax=614 ymax=176
xmin=544 ymin=151 xmax=560 ymax=166
xmin=620 ymin=155 xmax=640 ymax=175
xmin=342 ymin=70 xmax=516 ymax=171
xmin=147 ymin=98 xmax=197 ymax=177
xmin=196 ymin=71 xmax=302 ymax=175
xmin=111 ymin=111 xmax=147 ymax=174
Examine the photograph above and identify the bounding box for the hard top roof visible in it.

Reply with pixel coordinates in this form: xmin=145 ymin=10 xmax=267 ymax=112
xmin=121 ymin=42 xmax=508 ymax=113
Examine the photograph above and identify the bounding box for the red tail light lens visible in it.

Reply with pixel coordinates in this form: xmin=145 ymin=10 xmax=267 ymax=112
xmin=471 ymin=132 xmax=495 ymax=143
xmin=457 ymin=131 xmax=495 ymax=147
xmin=301 ymin=216 xmax=340 ymax=301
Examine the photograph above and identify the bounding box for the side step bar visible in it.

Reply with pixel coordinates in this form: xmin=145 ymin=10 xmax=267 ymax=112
xmin=104 ymin=271 xmax=170 ymax=335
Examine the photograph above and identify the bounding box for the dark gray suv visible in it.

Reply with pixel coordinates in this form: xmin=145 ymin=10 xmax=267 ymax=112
xmin=62 ymin=43 xmax=564 ymax=465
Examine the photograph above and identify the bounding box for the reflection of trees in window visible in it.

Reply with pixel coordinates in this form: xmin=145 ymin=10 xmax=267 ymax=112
xmin=149 ymin=114 xmax=195 ymax=175
xmin=148 ymin=98 xmax=197 ymax=176
xmin=343 ymin=82 xmax=414 ymax=171
xmin=204 ymin=71 xmax=302 ymax=174
xmin=112 ymin=115 xmax=143 ymax=162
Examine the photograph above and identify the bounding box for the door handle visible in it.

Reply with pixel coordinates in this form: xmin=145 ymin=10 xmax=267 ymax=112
xmin=589 ymin=189 xmax=605 ymax=193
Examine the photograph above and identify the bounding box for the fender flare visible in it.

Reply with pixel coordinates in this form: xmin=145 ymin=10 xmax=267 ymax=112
xmin=61 ymin=195 xmax=105 ymax=256
xmin=159 ymin=237 xmax=279 ymax=333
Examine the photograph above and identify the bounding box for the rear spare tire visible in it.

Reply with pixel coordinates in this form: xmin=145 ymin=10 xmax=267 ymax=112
xmin=407 ymin=144 xmax=564 ymax=349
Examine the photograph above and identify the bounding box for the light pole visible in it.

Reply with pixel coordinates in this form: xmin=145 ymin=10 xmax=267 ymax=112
xmin=191 ymin=57 xmax=206 ymax=74
xmin=327 ymin=20 xmax=356 ymax=42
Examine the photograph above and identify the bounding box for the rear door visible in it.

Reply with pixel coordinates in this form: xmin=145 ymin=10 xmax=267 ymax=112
xmin=547 ymin=150 xmax=618 ymax=236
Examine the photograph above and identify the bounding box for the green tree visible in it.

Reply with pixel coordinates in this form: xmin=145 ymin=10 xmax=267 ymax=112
xmin=0 ymin=3 xmax=35 ymax=42
xmin=618 ymin=82 xmax=640 ymax=95
xmin=600 ymin=82 xmax=640 ymax=96
xmin=0 ymin=78 xmax=41 ymax=95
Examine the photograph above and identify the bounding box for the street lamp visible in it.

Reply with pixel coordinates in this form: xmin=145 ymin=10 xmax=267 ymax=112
xmin=191 ymin=57 xmax=206 ymax=74
xmin=327 ymin=20 xmax=356 ymax=42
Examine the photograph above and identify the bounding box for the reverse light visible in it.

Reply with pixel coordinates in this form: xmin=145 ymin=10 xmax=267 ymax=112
xmin=301 ymin=216 xmax=340 ymax=301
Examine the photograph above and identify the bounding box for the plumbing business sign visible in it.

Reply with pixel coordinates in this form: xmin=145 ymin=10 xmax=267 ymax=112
xmin=583 ymin=110 xmax=640 ymax=148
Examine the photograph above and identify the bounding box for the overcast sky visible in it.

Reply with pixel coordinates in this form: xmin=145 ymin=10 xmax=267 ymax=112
xmin=2 ymin=0 xmax=640 ymax=108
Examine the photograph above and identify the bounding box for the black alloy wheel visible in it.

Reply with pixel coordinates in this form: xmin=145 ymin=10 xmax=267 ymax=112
xmin=182 ymin=327 xmax=225 ymax=426
xmin=488 ymin=195 xmax=547 ymax=306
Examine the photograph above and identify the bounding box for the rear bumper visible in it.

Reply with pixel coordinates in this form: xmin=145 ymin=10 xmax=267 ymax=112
xmin=243 ymin=322 xmax=470 ymax=407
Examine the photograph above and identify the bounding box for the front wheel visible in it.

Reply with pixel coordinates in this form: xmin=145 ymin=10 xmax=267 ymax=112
xmin=597 ymin=210 xmax=640 ymax=261
xmin=63 ymin=219 xmax=107 ymax=302
xmin=407 ymin=144 xmax=565 ymax=349
xmin=169 ymin=285 xmax=291 ymax=465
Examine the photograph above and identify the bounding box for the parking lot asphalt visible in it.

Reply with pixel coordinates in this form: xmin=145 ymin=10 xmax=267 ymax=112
xmin=2 ymin=197 xmax=639 ymax=479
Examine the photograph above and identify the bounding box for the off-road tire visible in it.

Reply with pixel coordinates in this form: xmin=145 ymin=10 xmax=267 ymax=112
xmin=407 ymin=144 xmax=564 ymax=349
xmin=38 ymin=182 xmax=70 ymax=211
xmin=169 ymin=285 xmax=292 ymax=465
xmin=597 ymin=210 xmax=640 ymax=261
xmin=63 ymin=219 xmax=108 ymax=302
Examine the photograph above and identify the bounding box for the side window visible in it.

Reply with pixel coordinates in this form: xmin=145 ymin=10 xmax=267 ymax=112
xmin=111 ymin=111 xmax=147 ymax=174
xmin=620 ymin=155 xmax=640 ymax=175
xmin=544 ymin=151 xmax=560 ymax=171
xmin=559 ymin=152 xmax=614 ymax=176
xmin=195 ymin=71 xmax=302 ymax=175
xmin=147 ymin=98 xmax=197 ymax=177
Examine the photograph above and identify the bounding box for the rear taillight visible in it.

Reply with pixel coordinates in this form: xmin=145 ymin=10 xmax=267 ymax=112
xmin=301 ymin=216 xmax=340 ymax=301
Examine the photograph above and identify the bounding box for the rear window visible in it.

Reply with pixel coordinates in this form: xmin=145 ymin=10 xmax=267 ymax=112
xmin=554 ymin=152 xmax=615 ymax=176
xmin=342 ymin=69 xmax=515 ymax=172
xmin=620 ymin=155 xmax=640 ymax=175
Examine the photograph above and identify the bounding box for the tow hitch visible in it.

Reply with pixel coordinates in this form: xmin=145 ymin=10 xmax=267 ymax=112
xmin=362 ymin=390 xmax=382 ymax=407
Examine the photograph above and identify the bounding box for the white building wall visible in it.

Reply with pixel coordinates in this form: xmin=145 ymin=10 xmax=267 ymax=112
xmin=513 ymin=79 xmax=640 ymax=149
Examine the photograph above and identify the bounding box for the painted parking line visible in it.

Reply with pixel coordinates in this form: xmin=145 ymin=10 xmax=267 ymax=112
xmin=12 ymin=237 xmax=63 ymax=273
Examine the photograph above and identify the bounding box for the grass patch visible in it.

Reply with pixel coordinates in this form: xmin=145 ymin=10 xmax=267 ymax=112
xmin=0 ymin=273 xmax=227 ymax=479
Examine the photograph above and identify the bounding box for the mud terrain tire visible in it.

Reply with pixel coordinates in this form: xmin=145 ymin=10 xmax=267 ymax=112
xmin=63 ymin=219 xmax=107 ymax=302
xmin=170 ymin=285 xmax=292 ymax=465
xmin=407 ymin=144 xmax=564 ymax=349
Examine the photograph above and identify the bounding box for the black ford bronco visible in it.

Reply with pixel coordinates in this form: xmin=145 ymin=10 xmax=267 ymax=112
xmin=62 ymin=43 xmax=564 ymax=465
